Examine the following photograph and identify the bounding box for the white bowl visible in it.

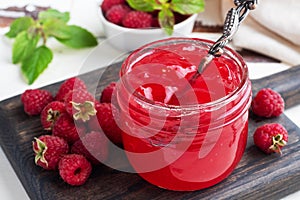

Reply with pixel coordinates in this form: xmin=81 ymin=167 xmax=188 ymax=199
xmin=98 ymin=5 xmax=197 ymax=52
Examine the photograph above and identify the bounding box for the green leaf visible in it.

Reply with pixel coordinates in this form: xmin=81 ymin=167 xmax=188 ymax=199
xmin=5 ymin=17 xmax=35 ymax=38
xmin=126 ymin=0 xmax=160 ymax=12
xmin=43 ymin=19 xmax=72 ymax=39
xmin=170 ymin=0 xmax=205 ymax=15
xmin=159 ymin=8 xmax=174 ymax=35
xmin=21 ymin=45 xmax=53 ymax=85
xmin=56 ymin=25 xmax=98 ymax=48
xmin=12 ymin=31 xmax=40 ymax=64
xmin=39 ymin=9 xmax=70 ymax=23
xmin=158 ymin=0 xmax=168 ymax=3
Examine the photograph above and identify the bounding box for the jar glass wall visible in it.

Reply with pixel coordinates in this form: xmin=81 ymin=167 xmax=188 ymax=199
xmin=115 ymin=37 xmax=252 ymax=191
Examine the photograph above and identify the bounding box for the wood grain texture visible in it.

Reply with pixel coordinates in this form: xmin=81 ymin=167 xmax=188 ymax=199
xmin=252 ymin=65 xmax=300 ymax=110
xmin=0 ymin=63 xmax=300 ymax=200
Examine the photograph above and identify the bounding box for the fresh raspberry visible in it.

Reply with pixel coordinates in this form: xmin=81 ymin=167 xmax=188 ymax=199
xmin=64 ymin=89 xmax=97 ymax=122
xmin=106 ymin=5 xmax=131 ymax=25
xmin=40 ymin=101 xmax=67 ymax=130
xmin=88 ymin=103 xmax=123 ymax=146
xmin=253 ymin=123 xmax=288 ymax=155
xmin=151 ymin=17 xmax=160 ymax=27
xmin=21 ymin=89 xmax=53 ymax=115
xmin=122 ymin=11 xmax=152 ymax=28
xmin=32 ymin=135 xmax=69 ymax=170
xmin=58 ymin=154 xmax=92 ymax=186
xmin=52 ymin=114 xmax=86 ymax=144
xmin=71 ymin=131 xmax=109 ymax=165
xmin=251 ymin=88 xmax=285 ymax=118
xmin=55 ymin=77 xmax=87 ymax=102
xmin=149 ymin=10 xmax=160 ymax=27
xmin=100 ymin=82 xmax=116 ymax=103
xmin=101 ymin=0 xmax=125 ymax=13
xmin=174 ymin=13 xmax=189 ymax=24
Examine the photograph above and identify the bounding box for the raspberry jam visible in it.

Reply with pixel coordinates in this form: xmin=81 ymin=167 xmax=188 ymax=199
xmin=116 ymin=38 xmax=252 ymax=191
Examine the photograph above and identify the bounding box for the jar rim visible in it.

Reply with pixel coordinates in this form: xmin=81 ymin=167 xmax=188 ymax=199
xmin=120 ymin=37 xmax=249 ymax=112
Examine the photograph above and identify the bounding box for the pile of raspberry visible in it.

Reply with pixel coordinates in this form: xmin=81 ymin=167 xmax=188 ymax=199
xmin=21 ymin=78 xmax=290 ymax=185
xmin=101 ymin=0 xmax=157 ymax=28
xmin=251 ymin=88 xmax=288 ymax=155
xmin=21 ymin=78 xmax=119 ymax=186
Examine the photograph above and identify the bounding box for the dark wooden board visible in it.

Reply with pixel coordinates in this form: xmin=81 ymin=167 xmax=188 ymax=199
xmin=1 ymin=63 xmax=300 ymax=200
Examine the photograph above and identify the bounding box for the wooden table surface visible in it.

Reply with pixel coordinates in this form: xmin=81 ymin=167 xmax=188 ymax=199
xmin=1 ymin=61 xmax=300 ymax=200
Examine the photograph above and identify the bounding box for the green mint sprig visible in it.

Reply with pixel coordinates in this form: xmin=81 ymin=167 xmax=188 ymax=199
xmin=5 ymin=9 xmax=98 ymax=85
xmin=126 ymin=0 xmax=205 ymax=35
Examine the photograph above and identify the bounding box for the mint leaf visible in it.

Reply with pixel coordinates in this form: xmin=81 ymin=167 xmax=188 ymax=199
xmin=56 ymin=25 xmax=98 ymax=48
xmin=7 ymin=8 xmax=98 ymax=85
xmin=5 ymin=17 xmax=35 ymax=38
xmin=43 ymin=19 xmax=71 ymax=39
xmin=159 ymin=8 xmax=174 ymax=35
xmin=170 ymin=0 xmax=205 ymax=15
xmin=39 ymin=9 xmax=70 ymax=23
xmin=12 ymin=31 xmax=40 ymax=64
xmin=158 ymin=0 xmax=168 ymax=3
xmin=21 ymin=46 xmax=53 ymax=85
xmin=126 ymin=0 xmax=160 ymax=12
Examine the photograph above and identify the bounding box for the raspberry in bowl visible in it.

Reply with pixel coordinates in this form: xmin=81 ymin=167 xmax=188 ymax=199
xmin=115 ymin=37 xmax=252 ymax=191
xmin=98 ymin=0 xmax=199 ymax=51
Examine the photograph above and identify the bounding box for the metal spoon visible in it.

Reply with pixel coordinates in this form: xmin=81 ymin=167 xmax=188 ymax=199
xmin=196 ymin=0 xmax=258 ymax=76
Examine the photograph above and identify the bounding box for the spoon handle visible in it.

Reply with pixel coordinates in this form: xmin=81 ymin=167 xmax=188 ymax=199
xmin=197 ymin=0 xmax=258 ymax=74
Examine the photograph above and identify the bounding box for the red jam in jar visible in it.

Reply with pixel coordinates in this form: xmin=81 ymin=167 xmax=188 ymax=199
xmin=116 ymin=38 xmax=252 ymax=191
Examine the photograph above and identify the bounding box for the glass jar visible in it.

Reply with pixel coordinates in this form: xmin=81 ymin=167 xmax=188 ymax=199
xmin=115 ymin=37 xmax=252 ymax=191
